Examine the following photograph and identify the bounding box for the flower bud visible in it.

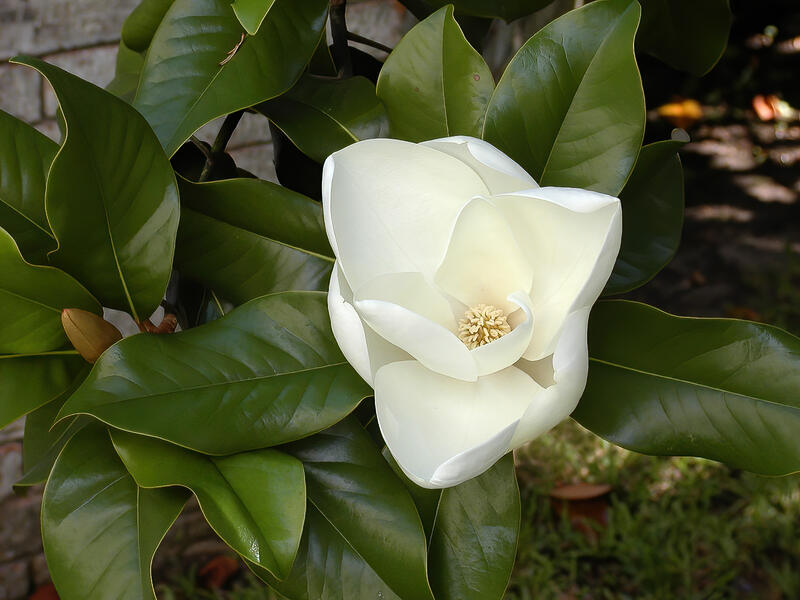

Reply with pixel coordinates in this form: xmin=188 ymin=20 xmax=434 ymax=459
xmin=61 ymin=308 xmax=123 ymax=363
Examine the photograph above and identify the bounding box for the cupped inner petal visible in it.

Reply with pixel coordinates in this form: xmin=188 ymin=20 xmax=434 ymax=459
xmin=421 ymin=136 xmax=538 ymax=195
xmin=434 ymin=197 xmax=533 ymax=315
xmin=323 ymin=138 xmax=490 ymax=292
xmin=492 ymin=187 xmax=621 ymax=360
xmin=469 ymin=290 xmax=535 ymax=377
xmin=375 ymin=361 xmax=542 ymax=488
xmin=354 ymin=272 xmax=476 ymax=381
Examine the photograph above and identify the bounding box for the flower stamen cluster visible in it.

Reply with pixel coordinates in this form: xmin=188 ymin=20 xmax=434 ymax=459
xmin=458 ymin=304 xmax=512 ymax=349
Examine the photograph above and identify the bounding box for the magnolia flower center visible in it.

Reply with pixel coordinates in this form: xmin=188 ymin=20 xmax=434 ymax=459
xmin=457 ymin=304 xmax=512 ymax=349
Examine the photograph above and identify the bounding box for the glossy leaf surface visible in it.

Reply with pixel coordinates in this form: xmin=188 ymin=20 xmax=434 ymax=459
xmin=605 ymin=138 xmax=685 ymax=295
xmin=17 ymin=390 xmax=91 ymax=487
xmin=111 ymin=430 xmax=305 ymax=577
xmin=106 ymin=42 xmax=145 ymax=102
xmin=60 ymin=292 xmax=371 ymax=454
xmin=0 ymin=109 xmax=57 ymax=263
xmin=377 ymin=6 xmax=493 ymax=141
xmin=574 ymin=301 xmax=800 ymax=475
xmin=259 ymin=75 xmax=387 ymax=163
xmin=273 ymin=418 xmax=435 ymax=600
xmin=42 ymin=426 xmax=187 ymax=600
xmin=0 ymin=352 xmax=85 ymax=429
xmin=233 ymin=0 xmax=277 ymax=35
xmin=121 ymin=0 xmax=175 ymax=52
xmin=483 ymin=0 xmax=644 ymax=195
xmin=175 ymin=177 xmax=333 ymax=304
xmin=383 ymin=449 xmax=440 ymax=539
xmin=133 ymin=0 xmax=328 ymax=156
xmin=0 ymin=228 xmax=100 ymax=354
xmin=251 ymin=505 xmax=402 ymax=600
xmin=638 ymin=0 xmax=731 ymax=76
xmin=429 ymin=454 xmax=520 ymax=600
xmin=12 ymin=57 xmax=180 ymax=321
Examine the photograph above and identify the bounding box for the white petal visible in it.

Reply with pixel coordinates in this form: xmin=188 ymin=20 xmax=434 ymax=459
xmin=355 ymin=296 xmax=476 ymax=383
xmin=435 ymin=197 xmax=533 ymax=315
xmin=510 ymin=307 xmax=591 ymax=448
xmin=471 ymin=291 xmax=534 ymax=376
xmin=328 ymin=263 xmax=410 ymax=385
xmin=328 ymin=262 xmax=373 ymax=384
xmin=103 ymin=306 xmax=165 ymax=337
xmin=492 ymin=187 xmax=621 ymax=360
xmin=322 ymin=138 xmax=489 ymax=292
xmin=421 ymin=136 xmax=538 ymax=195
xmin=375 ymin=361 xmax=541 ymax=488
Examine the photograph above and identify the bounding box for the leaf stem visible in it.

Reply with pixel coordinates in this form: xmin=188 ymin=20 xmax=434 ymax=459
xmin=329 ymin=0 xmax=353 ymax=78
xmin=199 ymin=110 xmax=244 ymax=182
xmin=346 ymin=31 xmax=393 ymax=54
xmin=190 ymin=136 xmax=213 ymax=161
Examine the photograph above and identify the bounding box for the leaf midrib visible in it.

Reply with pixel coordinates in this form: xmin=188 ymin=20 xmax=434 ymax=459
xmin=0 ymin=286 xmax=62 ymax=314
xmin=538 ymin=4 xmax=635 ymax=181
xmin=589 ymin=356 xmax=800 ymax=411
xmin=78 ymin=360 xmax=350 ymax=408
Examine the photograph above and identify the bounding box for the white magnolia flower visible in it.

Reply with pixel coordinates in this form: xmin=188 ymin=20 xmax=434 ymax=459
xmin=323 ymin=136 xmax=622 ymax=488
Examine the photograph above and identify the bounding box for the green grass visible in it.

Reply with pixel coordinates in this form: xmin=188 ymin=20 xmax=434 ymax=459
xmin=509 ymin=420 xmax=800 ymax=600
xmin=159 ymin=420 xmax=800 ymax=599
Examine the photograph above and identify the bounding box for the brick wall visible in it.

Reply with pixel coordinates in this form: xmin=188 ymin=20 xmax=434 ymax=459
xmin=0 ymin=2 xmax=411 ymax=597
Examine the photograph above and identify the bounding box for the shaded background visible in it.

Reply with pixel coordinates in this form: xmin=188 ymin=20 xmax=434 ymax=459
xmin=1 ymin=0 xmax=799 ymax=598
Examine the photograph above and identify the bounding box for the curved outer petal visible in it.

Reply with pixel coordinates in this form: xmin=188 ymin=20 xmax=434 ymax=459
xmin=328 ymin=262 xmax=410 ymax=385
xmin=328 ymin=262 xmax=372 ymax=384
xmin=435 ymin=197 xmax=533 ymax=315
xmin=322 ymin=138 xmax=489 ymax=292
xmin=492 ymin=187 xmax=621 ymax=360
xmin=421 ymin=136 xmax=538 ymax=195
xmin=510 ymin=307 xmax=591 ymax=448
xmin=471 ymin=291 xmax=534 ymax=377
xmin=375 ymin=361 xmax=541 ymax=488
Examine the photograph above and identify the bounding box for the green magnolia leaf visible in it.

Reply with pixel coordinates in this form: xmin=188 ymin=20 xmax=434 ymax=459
xmin=483 ymin=0 xmax=645 ymax=196
xmin=429 ymin=454 xmax=520 ymax=600
xmin=233 ymin=0 xmax=277 ymax=35
xmin=0 ymin=352 xmax=85 ymax=429
xmin=0 ymin=228 xmax=100 ymax=354
xmin=59 ymin=292 xmax=371 ymax=454
xmin=42 ymin=426 xmax=188 ymax=600
xmin=16 ymin=390 xmax=91 ymax=488
xmin=258 ymin=75 xmax=388 ymax=163
xmin=11 ymin=57 xmax=180 ymax=322
xmin=638 ymin=0 xmax=731 ymax=76
xmin=0 ymin=109 xmax=57 ymax=263
xmin=175 ymin=177 xmax=333 ymax=304
xmin=604 ymin=136 xmax=686 ymax=295
xmin=574 ymin=301 xmax=800 ymax=475
xmin=111 ymin=430 xmax=306 ymax=578
xmin=411 ymin=0 xmax=557 ymax=21
xmin=376 ymin=5 xmax=493 ymax=142
xmin=308 ymin=35 xmax=337 ymax=77
xmin=133 ymin=0 xmax=328 ymax=156
xmin=269 ymin=418 xmax=435 ymax=600
xmin=121 ymin=0 xmax=175 ymax=52
xmin=106 ymin=41 xmax=145 ymax=102
xmin=383 ymin=449 xmax=440 ymax=539
xmin=251 ymin=506 xmax=402 ymax=600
